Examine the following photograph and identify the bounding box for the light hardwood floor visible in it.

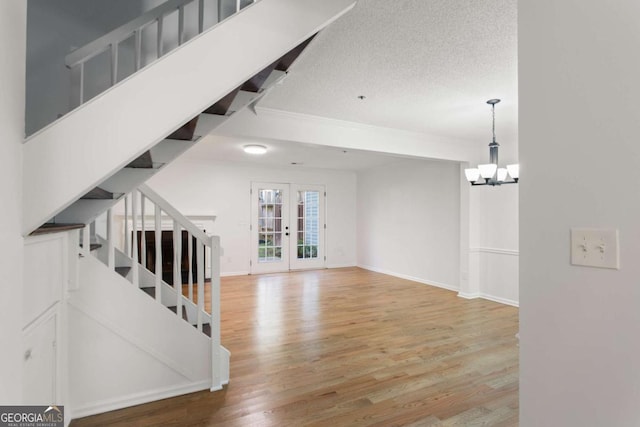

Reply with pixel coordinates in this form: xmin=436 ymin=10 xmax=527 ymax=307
xmin=71 ymin=267 xmax=519 ymax=426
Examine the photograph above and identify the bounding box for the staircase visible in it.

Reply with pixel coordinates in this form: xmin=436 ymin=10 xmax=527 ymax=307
xmin=33 ymin=23 xmax=322 ymax=232
xmin=71 ymin=183 xmax=230 ymax=395
xmin=20 ymin=0 xmax=357 ymax=417
xmin=23 ymin=0 xmax=357 ymax=236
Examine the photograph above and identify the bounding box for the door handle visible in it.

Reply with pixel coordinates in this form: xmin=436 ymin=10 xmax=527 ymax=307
xmin=285 ymin=232 xmax=289 ymax=236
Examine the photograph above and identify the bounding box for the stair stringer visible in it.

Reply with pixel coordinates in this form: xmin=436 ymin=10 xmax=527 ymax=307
xmin=22 ymin=0 xmax=357 ymax=235
xmin=68 ymin=254 xmax=214 ymax=418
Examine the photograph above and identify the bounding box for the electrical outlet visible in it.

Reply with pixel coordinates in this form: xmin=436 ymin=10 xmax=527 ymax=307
xmin=570 ymin=228 xmax=619 ymax=269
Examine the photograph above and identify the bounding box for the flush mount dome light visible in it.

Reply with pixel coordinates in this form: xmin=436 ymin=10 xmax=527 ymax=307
xmin=243 ymin=144 xmax=267 ymax=155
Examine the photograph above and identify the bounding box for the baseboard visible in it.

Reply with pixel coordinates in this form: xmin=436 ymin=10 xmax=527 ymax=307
xmin=70 ymin=380 xmax=212 ymax=421
xmin=469 ymin=247 xmax=519 ymax=256
xmin=327 ymin=263 xmax=357 ymax=269
xmin=457 ymin=291 xmax=519 ymax=307
xmin=220 ymin=271 xmax=249 ymax=277
xmin=457 ymin=292 xmax=481 ymax=300
xmin=222 ymin=266 xmax=356 ymax=276
xmin=479 ymin=293 xmax=519 ymax=307
xmin=357 ymin=264 xmax=459 ymax=292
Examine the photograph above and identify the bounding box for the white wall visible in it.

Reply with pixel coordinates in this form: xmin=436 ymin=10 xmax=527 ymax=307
xmin=460 ymin=125 xmax=519 ymax=305
xmin=0 ymin=1 xmax=26 ymax=403
xmin=356 ymin=158 xmax=460 ymax=290
xmin=146 ymin=159 xmax=357 ymax=275
xmin=469 ymin=184 xmax=519 ymax=305
xmin=520 ymin=1 xmax=640 ymax=425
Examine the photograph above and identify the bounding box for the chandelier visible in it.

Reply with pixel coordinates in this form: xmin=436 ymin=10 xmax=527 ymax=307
xmin=464 ymin=99 xmax=519 ymax=186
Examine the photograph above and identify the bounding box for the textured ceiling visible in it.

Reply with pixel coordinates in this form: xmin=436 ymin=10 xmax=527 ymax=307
xmin=259 ymin=0 xmax=518 ymax=147
xmin=181 ymin=135 xmax=419 ymax=170
xmin=196 ymin=0 xmax=518 ymax=170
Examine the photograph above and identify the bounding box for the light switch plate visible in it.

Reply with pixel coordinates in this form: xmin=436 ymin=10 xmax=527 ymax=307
xmin=570 ymin=228 xmax=619 ymax=269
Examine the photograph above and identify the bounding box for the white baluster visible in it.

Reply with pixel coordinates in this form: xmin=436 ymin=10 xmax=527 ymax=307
xmin=188 ymin=231 xmax=193 ymax=302
xmin=210 ymin=235 xmax=221 ymax=389
xmin=155 ymin=203 xmax=162 ymax=301
xmin=134 ymin=29 xmax=142 ymax=71
xmin=178 ymin=5 xmax=185 ymax=45
xmin=69 ymin=63 xmax=85 ymax=109
xmin=198 ymin=0 xmax=204 ymax=33
xmin=173 ymin=219 xmax=182 ymax=318
xmin=110 ymin=43 xmax=118 ymax=86
xmin=132 ymin=190 xmax=139 ymax=287
xmin=141 ymin=194 xmax=146 ymax=271
xmin=197 ymin=240 xmax=204 ymax=331
xmin=124 ymin=194 xmax=131 ymax=257
xmin=82 ymin=225 xmax=90 ymax=258
xmin=236 ymin=0 xmax=241 ymax=13
xmin=107 ymin=208 xmax=115 ymax=269
xmin=157 ymin=15 xmax=164 ymax=57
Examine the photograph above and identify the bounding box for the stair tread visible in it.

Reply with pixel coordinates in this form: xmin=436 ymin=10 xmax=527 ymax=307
xmin=141 ymin=287 xmax=156 ymax=298
xmin=115 ymin=266 xmax=131 ymax=277
xmin=126 ymin=151 xmax=154 ymax=169
xmin=195 ymin=323 xmax=212 ymax=338
xmin=30 ymin=223 xmax=85 ymax=236
xmin=168 ymin=305 xmax=189 ymax=322
xmin=203 ymin=87 xmax=241 ymax=116
xmin=241 ymin=64 xmax=275 ymax=93
xmin=80 ymin=243 xmax=103 ymax=251
xmin=82 ymin=186 xmax=115 ymax=200
xmin=167 ymin=116 xmax=200 ymax=141
xmin=273 ymin=34 xmax=316 ymax=71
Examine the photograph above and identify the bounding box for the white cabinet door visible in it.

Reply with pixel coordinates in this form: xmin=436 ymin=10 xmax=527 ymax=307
xmin=23 ymin=314 xmax=57 ymax=404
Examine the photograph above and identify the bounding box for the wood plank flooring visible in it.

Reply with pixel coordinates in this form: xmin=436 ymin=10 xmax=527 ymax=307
xmin=71 ymin=267 xmax=519 ymax=426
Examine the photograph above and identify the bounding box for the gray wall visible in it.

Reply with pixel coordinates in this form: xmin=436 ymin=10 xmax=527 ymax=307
xmin=27 ymin=0 xmax=156 ymax=135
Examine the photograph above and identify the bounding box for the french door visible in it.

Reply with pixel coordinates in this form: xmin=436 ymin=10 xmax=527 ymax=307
xmin=250 ymin=182 xmax=325 ymax=274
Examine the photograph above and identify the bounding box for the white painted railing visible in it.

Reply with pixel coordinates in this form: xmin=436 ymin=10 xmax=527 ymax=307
xmin=65 ymin=0 xmax=259 ymax=109
xmin=80 ymin=184 xmax=223 ymax=390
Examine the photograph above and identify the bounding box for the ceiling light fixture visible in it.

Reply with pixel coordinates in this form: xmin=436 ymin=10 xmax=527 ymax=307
xmin=465 ymin=99 xmax=519 ymax=186
xmin=243 ymin=144 xmax=267 ymax=155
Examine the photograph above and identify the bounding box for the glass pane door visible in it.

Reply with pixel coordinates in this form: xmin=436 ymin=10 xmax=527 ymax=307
xmin=251 ymin=183 xmax=290 ymax=274
xmin=251 ymin=182 xmax=325 ymax=273
xmin=290 ymin=184 xmax=325 ymax=270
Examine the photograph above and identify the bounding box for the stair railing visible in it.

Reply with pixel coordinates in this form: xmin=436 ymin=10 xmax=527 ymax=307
xmin=65 ymin=0 xmax=259 ymax=109
xmin=82 ymin=183 xmax=222 ymax=389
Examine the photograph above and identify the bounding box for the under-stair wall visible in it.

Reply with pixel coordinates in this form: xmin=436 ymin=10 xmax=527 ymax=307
xmin=68 ymin=253 xmax=214 ymax=418
xmin=23 ymin=0 xmax=357 ymax=235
